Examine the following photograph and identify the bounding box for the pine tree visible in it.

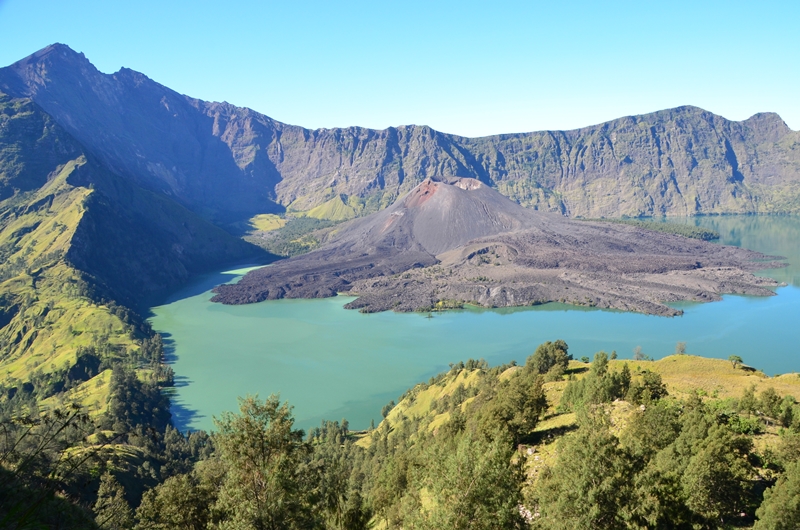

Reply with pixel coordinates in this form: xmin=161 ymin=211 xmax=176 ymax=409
xmin=755 ymin=460 xmax=800 ymax=529
xmin=94 ymin=472 xmax=133 ymax=530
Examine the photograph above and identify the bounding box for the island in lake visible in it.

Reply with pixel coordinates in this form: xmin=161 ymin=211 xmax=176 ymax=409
xmin=212 ymin=177 xmax=784 ymax=316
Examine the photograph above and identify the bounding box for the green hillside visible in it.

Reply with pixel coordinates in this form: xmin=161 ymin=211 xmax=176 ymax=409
xmin=4 ymin=332 xmax=800 ymax=528
xmin=0 ymin=92 xmax=266 ymax=409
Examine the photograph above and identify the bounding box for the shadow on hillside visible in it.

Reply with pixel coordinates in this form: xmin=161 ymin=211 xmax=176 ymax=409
xmin=565 ymin=366 xmax=589 ymax=376
xmin=524 ymin=423 xmax=579 ymax=445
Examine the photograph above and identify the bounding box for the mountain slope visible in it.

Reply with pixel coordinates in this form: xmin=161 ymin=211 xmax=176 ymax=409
xmin=1 ymin=44 xmax=798 ymax=224
xmin=212 ymin=178 xmax=781 ymax=315
xmin=0 ymin=92 xmax=264 ymax=389
xmin=0 ymin=44 xmax=283 ymax=224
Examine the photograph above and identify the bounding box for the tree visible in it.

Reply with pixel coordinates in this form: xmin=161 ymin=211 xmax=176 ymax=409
xmin=559 ymin=353 xmax=631 ymax=411
xmin=621 ymin=399 xmax=682 ymax=460
xmin=729 ymin=355 xmax=743 ymax=369
xmin=413 ymin=428 xmax=525 ymax=529
xmin=619 ymin=363 xmax=632 ymax=396
xmin=212 ymin=394 xmax=316 ymax=530
xmin=106 ymin=365 xmax=171 ymax=433
xmin=626 ymin=370 xmax=668 ymax=404
xmin=134 ymin=459 xmax=225 ymax=530
xmin=94 ymin=472 xmax=133 ymax=530
xmin=755 ymin=460 xmax=800 ymax=529
xmin=477 ymin=371 xmax=547 ymax=443
xmin=759 ymin=387 xmax=783 ymax=422
xmin=739 ymin=385 xmax=757 ymax=416
xmin=681 ymin=426 xmax=754 ymax=523
xmin=534 ymin=412 xmax=637 ymax=528
xmin=525 ymin=340 xmax=570 ymax=375
xmin=633 ymin=346 xmax=647 ymax=361
xmin=675 ymin=342 xmax=687 ymax=355
xmin=0 ymin=403 xmax=107 ymax=529
xmin=381 ymin=400 xmax=395 ymax=418
xmin=779 ymin=396 xmax=796 ymax=428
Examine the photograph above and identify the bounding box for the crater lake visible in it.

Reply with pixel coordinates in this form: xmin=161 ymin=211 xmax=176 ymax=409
xmin=149 ymin=215 xmax=800 ymax=432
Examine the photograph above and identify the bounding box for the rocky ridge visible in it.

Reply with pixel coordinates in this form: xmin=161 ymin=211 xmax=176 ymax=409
xmin=1 ymin=44 xmax=799 ymax=224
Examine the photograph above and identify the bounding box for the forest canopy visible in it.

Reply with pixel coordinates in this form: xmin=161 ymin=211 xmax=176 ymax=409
xmin=2 ymin=341 xmax=800 ymax=529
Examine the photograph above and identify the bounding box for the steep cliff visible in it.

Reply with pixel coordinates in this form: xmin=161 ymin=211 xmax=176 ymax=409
xmin=1 ymin=44 xmax=798 ymax=224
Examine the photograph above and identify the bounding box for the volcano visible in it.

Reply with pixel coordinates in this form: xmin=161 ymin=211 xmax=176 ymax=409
xmin=211 ymin=178 xmax=782 ymax=316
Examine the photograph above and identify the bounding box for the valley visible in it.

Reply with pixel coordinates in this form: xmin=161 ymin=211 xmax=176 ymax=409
xmin=0 ymin=41 xmax=799 ymax=529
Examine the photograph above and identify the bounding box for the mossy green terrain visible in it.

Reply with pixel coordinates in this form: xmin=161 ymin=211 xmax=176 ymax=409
xmin=245 ymin=216 xmax=339 ymax=257
xmin=303 ymin=194 xmax=363 ymax=221
xmin=0 ymin=94 xmax=140 ymax=399
xmin=0 ymin=92 xmax=263 ymax=410
xmin=248 ymin=213 xmax=287 ymax=232
xmin=0 ymin=160 xmax=139 ymax=399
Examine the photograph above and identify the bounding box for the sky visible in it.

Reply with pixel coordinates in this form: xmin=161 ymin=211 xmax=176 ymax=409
xmin=0 ymin=0 xmax=797 ymax=137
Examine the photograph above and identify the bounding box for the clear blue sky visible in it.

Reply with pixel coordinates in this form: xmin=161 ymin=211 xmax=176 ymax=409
xmin=1 ymin=0 xmax=797 ymax=136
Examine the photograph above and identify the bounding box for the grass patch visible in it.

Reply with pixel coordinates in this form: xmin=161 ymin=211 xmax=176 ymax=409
xmin=304 ymin=195 xmax=361 ymax=221
xmin=248 ymin=213 xmax=287 ymax=232
xmin=245 ymin=216 xmax=340 ymax=257
xmin=619 ymin=354 xmax=800 ymax=401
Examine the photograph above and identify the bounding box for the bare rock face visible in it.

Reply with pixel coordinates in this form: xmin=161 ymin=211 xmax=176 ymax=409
xmin=211 ymin=178 xmax=783 ymax=315
xmin=2 ymin=44 xmax=799 ymax=226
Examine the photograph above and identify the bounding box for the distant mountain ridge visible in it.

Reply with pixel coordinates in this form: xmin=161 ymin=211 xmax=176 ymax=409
xmin=2 ymin=43 xmax=799 ymax=223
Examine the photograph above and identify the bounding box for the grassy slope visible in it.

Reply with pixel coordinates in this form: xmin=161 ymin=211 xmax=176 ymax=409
xmin=361 ymin=354 xmax=800 ymax=460
xmin=303 ymin=195 xmax=365 ymax=221
xmin=0 ymin=94 xmax=265 ymax=412
xmin=0 ymin=159 xmax=138 ymax=387
xmin=248 ymin=213 xmax=287 ymax=232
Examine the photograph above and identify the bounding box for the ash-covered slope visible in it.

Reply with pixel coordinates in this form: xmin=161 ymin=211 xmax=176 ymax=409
xmin=212 ymin=178 xmax=782 ymax=315
xmin=211 ymin=177 xmax=528 ymax=302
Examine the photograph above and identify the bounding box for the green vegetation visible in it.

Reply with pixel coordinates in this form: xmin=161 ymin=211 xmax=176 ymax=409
xmin=6 ymin=51 xmax=800 ymax=528
xmin=2 ymin=90 xmax=799 ymax=530
xmin=588 ymin=218 xmax=721 ymax=240
xmin=248 ymin=213 xmax=287 ymax=232
xmin=0 ymin=160 xmax=141 ymax=393
xmin=304 ymin=194 xmax=364 ymax=221
xmin=3 ymin=341 xmax=800 ymax=528
xmin=246 ymin=216 xmax=339 ymax=257
xmin=0 ymin=92 xmax=261 ymax=427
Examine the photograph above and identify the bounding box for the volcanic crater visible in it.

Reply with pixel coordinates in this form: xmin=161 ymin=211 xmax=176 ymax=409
xmin=211 ymin=177 xmax=784 ymax=316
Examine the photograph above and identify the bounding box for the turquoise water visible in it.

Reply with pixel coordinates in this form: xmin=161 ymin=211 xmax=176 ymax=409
xmin=149 ymin=215 xmax=800 ymax=433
